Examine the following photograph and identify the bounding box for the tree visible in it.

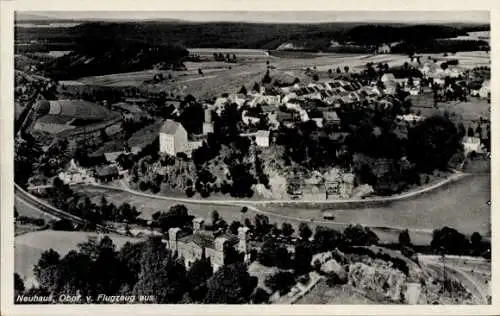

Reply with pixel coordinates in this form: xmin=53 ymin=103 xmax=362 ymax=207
xmin=251 ymin=287 xmax=271 ymax=304
xmin=187 ymin=253 xmax=213 ymax=302
xmin=198 ymin=68 xmax=204 ymax=76
xmin=240 ymin=206 xmax=248 ymax=215
xmin=258 ymin=239 xmax=291 ymax=268
xmin=14 ymin=136 xmax=42 ymax=187
xmin=314 ymin=226 xmax=343 ymax=252
xmin=229 ymin=221 xmax=243 ymax=235
xmin=254 ymin=214 xmax=271 ymax=239
xmin=407 ymin=115 xmax=461 ymax=172
xmin=312 ymin=74 xmax=319 ymax=82
xmin=204 ymin=262 xmax=257 ymax=304
xmin=470 ymin=232 xmax=483 ymax=254
xmin=262 ymin=70 xmax=272 ymax=84
xmin=239 ymin=85 xmax=248 ymax=95
xmin=398 ymin=229 xmax=412 ymax=248
xmin=211 ymin=210 xmax=220 ymax=226
xmin=468 ymin=126 xmax=475 ymax=137
xmin=133 ymin=237 xmax=187 ymax=303
xmin=265 ymin=271 xmax=296 ymax=296
xmin=299 ymin=222 xmax=313 ymax=241
xmin=457 ymin=122 xmax=466 ymax=138
xmin=431 ymin=226 xmax=470 ymax=255
xmin=14 ymin=273 xmax=25 ymax=296
xmin=152 ymin=204 xmax=191 ymax=232
xmin=33 ymin=249 xmax=61 ymax=294
xmin=294 ymin=241 xmax=313 ymax=275
xmin=118 ymin=241 xmax=146 ymax=287
xmin=343 ymin=224 xmax=379 ymax=246
xmin=281 ymin=223 xmax=294 ymax=239
xmin=14 ymin=207 xmax=19 ymax=219
xmin=252 ymin=82 xmax=261 ymax=92
xmin=344 ymin=66 xmax=350 ymax=73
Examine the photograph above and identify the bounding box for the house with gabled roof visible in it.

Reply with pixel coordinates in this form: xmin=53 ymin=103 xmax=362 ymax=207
xmin=159 ymin=119 xmax=188 ymax=156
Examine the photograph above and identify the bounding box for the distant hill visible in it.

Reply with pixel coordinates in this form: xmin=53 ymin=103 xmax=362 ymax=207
xmin=15 ymin=21 xmax=489 ymax=79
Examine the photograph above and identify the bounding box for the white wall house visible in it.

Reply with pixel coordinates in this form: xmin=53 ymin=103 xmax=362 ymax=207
xmin=159 ymin=119 xmax=188 ymax=156
xmin=255 ymin=130 xmax=270 ymax=147
xmin=462 ymin=136 xmax=483 ymax=155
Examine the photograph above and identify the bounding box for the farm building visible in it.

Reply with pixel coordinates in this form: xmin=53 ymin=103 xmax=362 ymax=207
xmin=323 ymin=111 xmax=341 ymax=126
xmin=159 ymin=119 xmax=188 ymax=156
xmin=376 ymin=43 xmax=391 ymax=54
xmin=479 ymin=80 xmax=490 ymax=99
xmin=462 ymin=136 xmax=484 ymax=156
xmin=95 ymin=165 xmax=121 ymax=182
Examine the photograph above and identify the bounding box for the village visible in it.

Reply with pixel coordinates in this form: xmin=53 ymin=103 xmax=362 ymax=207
xmin=12 ymin=14 xmax=492 ymax=307
xmin=25 ymin=50 xmax=491 ymax=203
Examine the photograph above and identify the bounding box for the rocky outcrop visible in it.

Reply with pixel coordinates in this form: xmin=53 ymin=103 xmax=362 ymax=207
xmin=348 ymin=260 xmax=407 ymax=302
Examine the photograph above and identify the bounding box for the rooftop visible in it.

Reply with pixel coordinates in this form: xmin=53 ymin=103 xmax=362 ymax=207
xmin=160 ymin=119 xmax=183 ymax=135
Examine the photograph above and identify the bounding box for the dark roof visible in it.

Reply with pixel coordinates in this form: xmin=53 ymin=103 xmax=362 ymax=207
xmin=277 ymin=111 xmax=295 ymax=122
xmin=323 ymin=111 xmax=340 ymax=122
xmin=160 ymin=119 xmax=182 ymax=135
xmin=128 ymin=120 xmax=164 ymax=148
xmin=90 ymin=140 xmax=127 ymax=157
xmin=179 ymin=231 xmax=238 ymax=249
xmin=95 ymin=165 xmax=119 ymax=177
xmin=179 ymin=232 xmax=215 ymax=249
xmin=36 ymin=115 xmax=74 ymax=125
xmin=112 ymin=102 xmax=143 ymax=114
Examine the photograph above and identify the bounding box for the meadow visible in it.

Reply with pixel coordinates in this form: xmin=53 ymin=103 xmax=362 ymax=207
xmin=15 ymin=230 xmax=142 ymax=287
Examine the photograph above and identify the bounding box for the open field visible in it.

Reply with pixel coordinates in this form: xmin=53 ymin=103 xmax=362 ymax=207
xmin=295 ymin=281 xmax=377 ymax=304
xmin=15 ymin=230 xmax=143 ymax=287
xmin=438 ymin=99 xmax=490 ymax=122
xmin=15 ymin=195 xmax=59 ymax=221
xmin=71 ymin=53 xmax=411 ymax=98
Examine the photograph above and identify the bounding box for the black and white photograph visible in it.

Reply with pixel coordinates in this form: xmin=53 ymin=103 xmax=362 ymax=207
xmin=2 ymin=2 xmax=496 ymax=313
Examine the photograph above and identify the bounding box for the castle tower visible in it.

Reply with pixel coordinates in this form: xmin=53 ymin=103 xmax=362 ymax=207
xmin=192 ymin=217 xmax=205 ymax=233
xmin=238 ymin=226 xmax=250 ymax=259
xmin=213 ymin=236 xmax=228 ymax=271
xmin=168 ymin=227 xmax=181 ymax=252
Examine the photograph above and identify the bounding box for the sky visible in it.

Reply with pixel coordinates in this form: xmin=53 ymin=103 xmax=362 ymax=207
xmin=16 ymin=11 xmax=490 ymax=24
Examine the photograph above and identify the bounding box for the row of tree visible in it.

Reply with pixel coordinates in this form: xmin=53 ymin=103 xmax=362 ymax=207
xmin=16 ymin=235 xmax=260 ymax=304
xmin=48 ymin=177 xmax=141 ymax=225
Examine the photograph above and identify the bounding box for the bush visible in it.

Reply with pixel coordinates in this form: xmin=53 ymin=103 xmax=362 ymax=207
xmin=298 ymin=274 xmax=310 ymax=285
xmin=17 ymin=216 xmax=45 ymax=227
xmin=265 ymin=272 xmax=296 ymax=296
xmin=325 ymin=272 xmax=345 ymax=286
xmin=51 ymin=219 xmax=74 ymax=231
xmin=139 ymin=181 xmax=149 ymax=191
xmin=251 ymin=287 xmax=270 ymax=304
xmin=185 ymin=187 xmax=196 ymax=197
